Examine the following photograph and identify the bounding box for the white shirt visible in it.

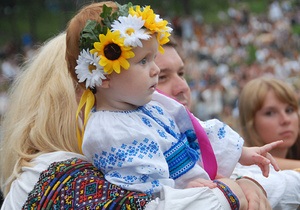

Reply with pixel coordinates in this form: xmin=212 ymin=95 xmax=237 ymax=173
xmin=82 ymin=91 xmax=243 ymax=193
xmin=231 ymin=163 xmax=300 ymax=209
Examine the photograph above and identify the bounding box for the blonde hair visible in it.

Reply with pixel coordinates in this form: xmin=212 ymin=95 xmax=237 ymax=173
xmin=66 ymin=1 xmax=117 ymax=89
xmin=238 ymin=76 xmax=300 ymax=158
xmin=0 ymin=33 xmax=80 ymax=195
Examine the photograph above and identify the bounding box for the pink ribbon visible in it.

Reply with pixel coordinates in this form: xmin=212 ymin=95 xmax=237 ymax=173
xmin=186 ymin=109 xmax=217 ymax=179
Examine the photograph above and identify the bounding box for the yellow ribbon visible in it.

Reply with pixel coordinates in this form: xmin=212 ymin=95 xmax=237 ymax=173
xmin=76 ymin=89 xmax=95 ymax=153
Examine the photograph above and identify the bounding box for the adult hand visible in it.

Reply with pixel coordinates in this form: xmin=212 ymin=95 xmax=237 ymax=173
xmin=236 ymin=177 xmax=271 ymax=210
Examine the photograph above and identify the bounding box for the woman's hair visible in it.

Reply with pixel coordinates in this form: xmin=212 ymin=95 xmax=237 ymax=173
xmin=0 ymin=33 xmax=80 ymax=195
xmin=65 ymin=1 xmax=117 ymax=89
xmin=238 ymin=76 xmax=300 ymax=159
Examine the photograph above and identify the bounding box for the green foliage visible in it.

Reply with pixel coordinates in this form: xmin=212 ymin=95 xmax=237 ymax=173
xmin=79 ymin=2 xmax=133 ymax=51
xmin=79 ymin=20 xmax=102 ymax=51
xmin=101 ymin=2 xmax=132 ymax=28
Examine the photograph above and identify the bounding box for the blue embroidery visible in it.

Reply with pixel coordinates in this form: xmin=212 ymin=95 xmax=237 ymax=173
xmin=153 ymin=105 xmax=164 ymax=114
xmin=110 ymin=171 xmax=122 ymax=178
xmin=142 ymin=117 xmax=152 ymax=127
xmin=107 ymin=153 xmax=116 ymax=165
xmin=116 ymin=149 xmax=127 ymax=161
xmin=145 ymin=188 xmax=154 ymax=195
xmin=151 ymin=180 xmax=160 ymax=187
xmin=164 ymin=136 xmax=199 ymax=179
xmin=124 ymin=175 xmax=137 ymax=183
xmin=217 ymin=124 xmax=226 ymax=139
xmin=157 ymin=130 xmax=167 ymax=138
xmin=139 ymin=106 xmax=177 ymax=138
xmin=184 ymin=130 xmax=200 ymax=152
xmin=169 ymin=119 xmax=175 ymax=129
xmin=128 ymin=145 xmax=138 ymax=156
xmin=139 ymin=142 xmax=148 ymax=154
xmin=148 ymin=141 xmax=159 ymax=153
xmin=94 ymin=139 xmax=160 ymax=171
xmin=140 ymin=175 xmax=149 ymax=183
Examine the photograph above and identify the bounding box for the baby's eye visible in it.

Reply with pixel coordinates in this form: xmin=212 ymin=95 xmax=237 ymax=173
xmin=139 ymin=58 xmax=147 ymax=65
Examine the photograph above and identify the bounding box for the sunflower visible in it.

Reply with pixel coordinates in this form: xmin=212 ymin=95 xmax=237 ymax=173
xmin=90 ymin=29 xmax=135 ymax=74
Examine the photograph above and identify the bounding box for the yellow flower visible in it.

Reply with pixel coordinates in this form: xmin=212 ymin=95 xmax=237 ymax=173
xmin=129 ymin=6 xmax=157 ymax=32
xmin=90 ymin=29 xmax=135 ymax=74
xmin=157 ymin=31 xmax=171 ymax=53
xmin=129 ymin=5 xmax=171 ymax=53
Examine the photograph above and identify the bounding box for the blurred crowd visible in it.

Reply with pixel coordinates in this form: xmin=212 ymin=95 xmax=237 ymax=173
xmin=171 ymin=0 xmax=300 ymax=130
xmin=0 ymin=0 xmax=300 ymax=131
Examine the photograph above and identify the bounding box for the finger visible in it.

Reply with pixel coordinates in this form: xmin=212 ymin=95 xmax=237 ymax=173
xmin=257 ymin=162 xmax=269 ymax=177
xmin=207 ymin=182 xmax=218 ymax=189
xmin=252 ymin=154 xmax=270 ymax=165
xmin=266 ymin=152 xmax=280 ymax=171
xmin=262 ymin=163 xmax=269 ymax=177
xmin=260 ymin=195 xmax=272 ymax=210
xmin=247 ymin=194 xmax=260 ymax=210
xmin=259 ymin=140 xmax=283 ymax=154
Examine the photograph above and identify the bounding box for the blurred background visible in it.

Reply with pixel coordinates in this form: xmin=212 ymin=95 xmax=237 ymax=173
xmin=0 ymin=0 xmax=300 ymax=130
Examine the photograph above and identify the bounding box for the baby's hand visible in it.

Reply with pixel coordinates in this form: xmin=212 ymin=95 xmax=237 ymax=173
xmin=185 ymin=178 xmax=217 ymax=189
xmin=239 ymin=140 xmax=283 ymax=177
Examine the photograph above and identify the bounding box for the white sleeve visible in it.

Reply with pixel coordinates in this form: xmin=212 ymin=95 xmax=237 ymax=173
xmin=231 ymin=163 xmax=300 ymax=210
xmin=145 ymin=185 xmax=231 ymax=210
xmin=199 ymin=119 xmax=244 ymax=177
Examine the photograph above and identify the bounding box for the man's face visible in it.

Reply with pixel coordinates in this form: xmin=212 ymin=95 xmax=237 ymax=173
xmin=155 ymin=46 xmax=191 ymax=109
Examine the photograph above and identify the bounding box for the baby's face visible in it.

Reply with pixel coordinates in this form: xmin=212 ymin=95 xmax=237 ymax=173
xmin=105 ymin=35 xmax=160 ymax=110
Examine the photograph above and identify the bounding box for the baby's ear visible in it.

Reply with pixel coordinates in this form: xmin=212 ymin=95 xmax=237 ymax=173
xmin=100 ymin=78 xmax=110 ymax=88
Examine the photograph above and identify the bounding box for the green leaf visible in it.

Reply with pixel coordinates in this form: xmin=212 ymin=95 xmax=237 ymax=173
xmin=79 ymin=20 xmax=102 ymax=50
xmin=117 ymin=2 xmax=132 ymax=16
xmin=78 ymin=2 xmax=135 ymax=51
xmin=100 ymin=4 xmax=113 ymax=19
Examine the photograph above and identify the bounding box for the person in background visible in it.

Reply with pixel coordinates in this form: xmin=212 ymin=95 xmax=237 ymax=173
xmin=155 ymin=37 xmax=300 ymax=210
xmin=238 ymin=76 xmax=300 ymax=169
xmin=234 ymin=76 xmax=300 ymax=209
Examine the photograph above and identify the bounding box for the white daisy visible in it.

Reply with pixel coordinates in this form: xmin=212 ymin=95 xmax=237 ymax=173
xmin=75 ymin=49 xmax=107 ymax=89
xmin=111 ymin=14 xmax=150 ymax=47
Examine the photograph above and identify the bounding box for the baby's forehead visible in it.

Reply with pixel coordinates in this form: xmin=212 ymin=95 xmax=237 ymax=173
xmin=133 ymin=37 xmax=159 ymax=52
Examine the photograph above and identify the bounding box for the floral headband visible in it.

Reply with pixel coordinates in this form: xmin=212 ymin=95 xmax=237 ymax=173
xmin=75 ymin=2 xmax=172 ymax=89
